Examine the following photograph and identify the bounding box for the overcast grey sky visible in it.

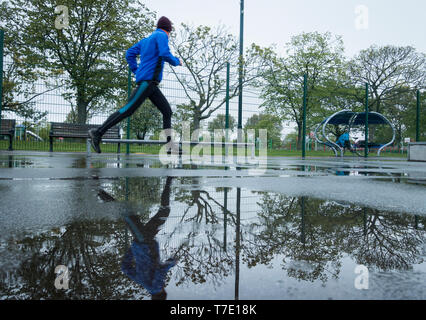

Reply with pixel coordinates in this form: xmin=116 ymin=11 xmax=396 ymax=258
xmin=143 ymin=0 xmax=426 ymax=58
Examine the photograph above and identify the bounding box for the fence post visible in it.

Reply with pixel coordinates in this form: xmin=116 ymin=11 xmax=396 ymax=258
xmin=0 ymin=29 xmax=4 ymax=132
xmin=225 ymin=62 xmax=230 ymax=157
xmin=302 ymin=74 xmax=307 ymax=159
xmin=416 ymin=90 xmax=420 ymax=142
xmin=223 ymin=187 xmax=228 ymax=251
xmin=126 ymin=67 xmax=131 ymax=155
xmin=237 ymin=0 xmax=244 ymax=146
xmin=365 ymin=83 xmax=369 ymax=158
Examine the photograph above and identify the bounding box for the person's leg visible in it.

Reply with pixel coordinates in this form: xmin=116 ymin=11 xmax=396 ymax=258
xmin=148 ymin=86 xmax=172 ymax=131
xmin=124 ymin=215 xmax=146 ymax=243
xmin=148 ymin=86 xmax=179 ymax=154
xmin=89 ymin=81 xmax=154 ymax=153
xmin=126 ymin=177 xmax=172 ymax=244
xmin=141 ymin=176 xmax=173 ymax=239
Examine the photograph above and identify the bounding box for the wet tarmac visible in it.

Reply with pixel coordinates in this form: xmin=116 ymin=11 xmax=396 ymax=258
xmin=0 ymin=151 xmax=425 ymax=300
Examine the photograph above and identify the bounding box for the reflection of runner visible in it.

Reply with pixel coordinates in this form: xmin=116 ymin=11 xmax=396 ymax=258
xmin=97 ymin=176 xmax=175 ymax=300
xmin=336 ymin=171 xmax=350 ymax=176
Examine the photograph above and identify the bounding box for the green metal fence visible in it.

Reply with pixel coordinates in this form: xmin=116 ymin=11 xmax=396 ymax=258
xmin=0 ymin=30 xmax=423 ymax=157
xmin=0 ymin=57 xmax=266 ymax=154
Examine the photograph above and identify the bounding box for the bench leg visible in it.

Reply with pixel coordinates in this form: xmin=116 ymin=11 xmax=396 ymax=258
xmin=49 ymin=137 xmax=53 ymax=152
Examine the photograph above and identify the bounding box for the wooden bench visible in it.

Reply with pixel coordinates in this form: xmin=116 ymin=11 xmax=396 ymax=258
xmin=49 ymin=122 xmax=121 ymax=153
xmin=0 ymin=119 xmax=16 ymax=151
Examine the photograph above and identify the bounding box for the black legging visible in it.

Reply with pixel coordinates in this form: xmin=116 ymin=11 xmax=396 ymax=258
xmin=96 ymin=81 xmax=173 ymax=137
xmin=126 ymin=176 xmax=172 ymax=242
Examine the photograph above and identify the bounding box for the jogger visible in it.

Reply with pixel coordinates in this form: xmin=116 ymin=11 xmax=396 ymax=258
xmin=89 ymin=16 xmax=181 ymax=153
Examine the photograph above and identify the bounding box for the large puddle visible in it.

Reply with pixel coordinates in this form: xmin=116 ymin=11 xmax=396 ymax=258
xmin=1 ymin=175 xmax=425 ymax=300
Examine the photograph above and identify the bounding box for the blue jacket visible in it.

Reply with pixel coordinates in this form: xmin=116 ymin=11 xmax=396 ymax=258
xmin=126 ymin=29 xmax=180 ymax=83
xmin=121 ymin=241 xmax=176 ymax=295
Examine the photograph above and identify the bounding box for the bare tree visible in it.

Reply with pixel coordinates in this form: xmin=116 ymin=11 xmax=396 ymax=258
xmin=170 ymin=23 xmax=264 ymax=133
xmin=348 ymin=45 xmax=426 ymax=114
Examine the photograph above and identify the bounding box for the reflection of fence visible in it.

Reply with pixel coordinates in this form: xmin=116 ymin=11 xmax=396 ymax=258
xmin=159 ymin=187 xmax=262 ymax=250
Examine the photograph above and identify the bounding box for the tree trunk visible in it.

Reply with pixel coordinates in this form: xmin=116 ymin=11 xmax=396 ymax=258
xmin=136 ymin=132 xmax=147 ymax=140
xmin=192 ymin=111 xmax=201 ymax=142
xmin=369 ymin=93 xmax=381 ymax=142
xmin=76 ymin=95 xmax=88 ymax=124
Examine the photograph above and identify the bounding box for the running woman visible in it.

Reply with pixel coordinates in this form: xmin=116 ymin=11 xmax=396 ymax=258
xmin=88 ymin=16 xmax=182 ymax=154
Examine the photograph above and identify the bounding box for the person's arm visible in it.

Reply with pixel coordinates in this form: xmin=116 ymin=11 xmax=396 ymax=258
xmin=157 ymin=33 xmax=181 ymax=66
xmin=126 ymin=42 xmax=141 ymax=74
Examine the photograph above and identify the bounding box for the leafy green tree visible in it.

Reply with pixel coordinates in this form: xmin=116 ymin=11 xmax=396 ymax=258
xmin=254 ymin=32 xmax=346 ymax=149
xmin=245 ymin=113 xmax=283 ymax=148
xmin=0 ymin=2 xmax=51 ymax=121
xmin=172 ymin=103 xmax=194 ymax=139
xmin=283 ymin=130 xmax=298 ymax=147
xmin=127 ymin=100 xmax=163 ymax=140
xmin=0 ymin=59 xmax=50 ymax=121
xmin=347 ymin=46 xmax=426 ymax=141
xmin=207 ymin=114 xmax=236 ymax=137
xmin=382 ymin=88 xmax=426 ymax=145
xmin=2 ymin=0 xmax=155 ymax=124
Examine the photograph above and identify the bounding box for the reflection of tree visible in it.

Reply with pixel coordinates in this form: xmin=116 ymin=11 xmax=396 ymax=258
xmin=2 ymin=179 xmax=424 ymax=299
xmin=171 ymin=243 xmax=234 ymax=287
xmin=174 ymin=177 xmax=235 ymax=225
xmin=346 ymin=209 xmax=425 ymax=271
xmin=243 ymin=194 xmax=349 ymax=282
xmin=169 ymin=178 xmax=236 ymax=287
xmin=0 ymin=176 xmax=167 ymax=299
xmin=243 ymin=193 xmax=425 ymax=283
xmin=107 ymin=177 xmax=161 ymax=210
xmin=0 ymin=219 xmax=147 ymax=299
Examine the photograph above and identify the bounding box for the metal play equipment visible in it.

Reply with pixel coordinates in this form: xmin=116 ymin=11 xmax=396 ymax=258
xmin=314 ymin=110 xmax=396 ymax=157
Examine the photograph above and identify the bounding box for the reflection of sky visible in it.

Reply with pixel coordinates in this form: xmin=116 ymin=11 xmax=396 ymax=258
xmin=198 ymin=255 xmax=426 ymax=300
xmin=1 ymin=155 xmax=425 ymax=299
xmin=0 ymin=182 xmax=425 ymax=299
xmin=154 ymin=187 xmax=426 ymax=300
